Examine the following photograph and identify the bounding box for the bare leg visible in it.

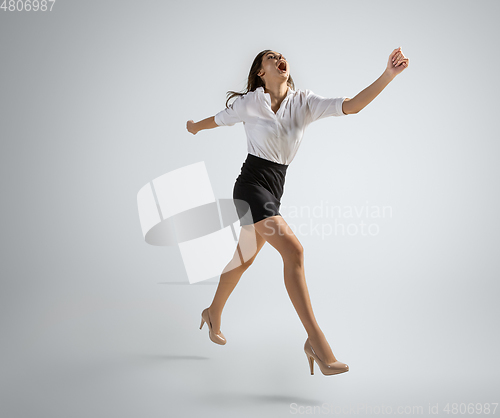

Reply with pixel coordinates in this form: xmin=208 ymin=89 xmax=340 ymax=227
xmin=253 ymin=215 xmax=338 ymax=364
xmin=208 ymin=224 xmax=266 ymax=334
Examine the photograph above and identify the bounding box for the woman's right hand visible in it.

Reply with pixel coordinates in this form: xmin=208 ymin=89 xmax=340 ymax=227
xmin=186 ymin=120 xmax=198 ymax=135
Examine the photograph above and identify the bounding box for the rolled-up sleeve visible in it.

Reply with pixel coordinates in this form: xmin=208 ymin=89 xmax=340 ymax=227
xmin=214 ymin=95 xmax=246 ymax=126
xmin=305 ymin=89 xmax=348 ymax=124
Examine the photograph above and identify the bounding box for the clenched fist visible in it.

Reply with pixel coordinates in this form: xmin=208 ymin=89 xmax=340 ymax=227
xmin=386 ymin=47 xmax=409 ymax=78
xmin=186 ymin=120 xmax=198 ymax=135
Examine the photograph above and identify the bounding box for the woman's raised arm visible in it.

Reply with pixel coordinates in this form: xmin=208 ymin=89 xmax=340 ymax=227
xmin=343 ymin=47 xmax=409 ymax=114
xmin=186 ymin=116 xmax=218 ymax=135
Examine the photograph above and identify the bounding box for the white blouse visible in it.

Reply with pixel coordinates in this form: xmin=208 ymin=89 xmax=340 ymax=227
xmin=214 ymin=86 xmax=349 ymax=165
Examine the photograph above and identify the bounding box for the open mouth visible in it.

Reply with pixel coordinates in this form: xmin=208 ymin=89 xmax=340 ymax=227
xmin=278 ymin=61 xmax=287 ymax=72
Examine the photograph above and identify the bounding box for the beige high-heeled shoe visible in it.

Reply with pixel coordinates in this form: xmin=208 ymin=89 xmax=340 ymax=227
xmin=304 ymin=338 xmax=349 ymax=375
xmin=200 ymin=308 xmax=226 ymax=345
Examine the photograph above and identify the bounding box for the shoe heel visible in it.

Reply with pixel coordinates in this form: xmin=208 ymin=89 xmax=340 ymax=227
xmin=200 ymin=307 xmax=227 ymax=345
xmin=307 ymin=354 xmax=315 ymax=375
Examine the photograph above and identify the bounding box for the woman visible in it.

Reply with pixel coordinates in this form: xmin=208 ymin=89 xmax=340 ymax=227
xmin=186 ymin=48 xmax=409 ymax=376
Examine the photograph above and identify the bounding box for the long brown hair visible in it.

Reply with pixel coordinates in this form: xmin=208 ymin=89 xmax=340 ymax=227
xmin=224 ymin=49 xmax=296 ymax=108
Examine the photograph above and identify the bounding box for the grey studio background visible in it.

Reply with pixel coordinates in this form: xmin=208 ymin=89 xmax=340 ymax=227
xmin=1 ymin=0 xmax=499 ymax=417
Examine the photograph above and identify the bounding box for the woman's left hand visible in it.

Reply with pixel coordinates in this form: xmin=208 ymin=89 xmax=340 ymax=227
xmin=386 ymin=47 xmax=409 ymax=77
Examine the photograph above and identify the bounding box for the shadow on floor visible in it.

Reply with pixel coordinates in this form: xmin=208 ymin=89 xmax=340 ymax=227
xmin=157 ymin=281 xmax=218 ymax=285
xmin=197 ymin=390 xmax=323 ymax=407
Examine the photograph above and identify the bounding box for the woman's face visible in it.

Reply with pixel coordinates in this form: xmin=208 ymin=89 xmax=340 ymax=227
xmin=258 ymin=51 xmax=289 ymax=83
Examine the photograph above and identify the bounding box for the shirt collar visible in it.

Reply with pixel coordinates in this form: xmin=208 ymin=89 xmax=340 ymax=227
xmin=257 ymin=86 xmax=294 ymax=102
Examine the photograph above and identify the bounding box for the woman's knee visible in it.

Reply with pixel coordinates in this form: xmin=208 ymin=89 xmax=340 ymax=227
xmin=283 ymin=243 xmax=304 ymax=265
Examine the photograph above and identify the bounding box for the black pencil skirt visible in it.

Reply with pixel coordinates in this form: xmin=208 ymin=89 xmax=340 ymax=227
xmin=233 ymin=153 xmax=289 ymax=227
